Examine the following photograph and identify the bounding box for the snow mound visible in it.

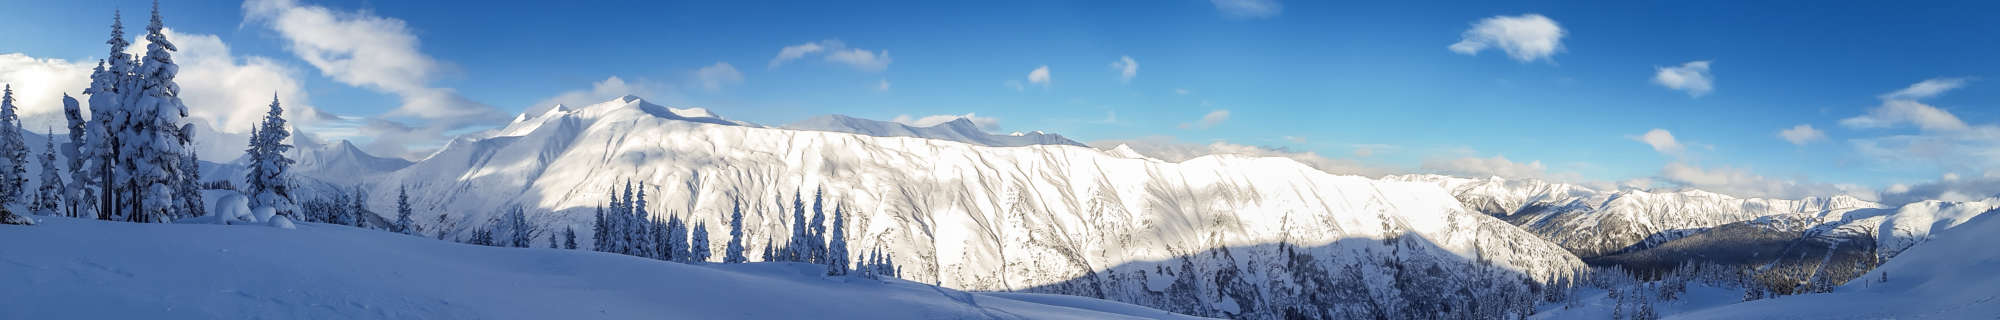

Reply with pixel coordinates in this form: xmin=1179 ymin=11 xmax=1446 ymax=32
xmin=0 ymin=217 xmax=1202 ymax=319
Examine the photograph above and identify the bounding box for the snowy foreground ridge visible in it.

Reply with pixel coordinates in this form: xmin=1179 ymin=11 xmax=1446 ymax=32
xmin=1668 ymin=210 xmax=2000 ymax=319
xmin=0 ymin=217 xmax=1201 ymax=320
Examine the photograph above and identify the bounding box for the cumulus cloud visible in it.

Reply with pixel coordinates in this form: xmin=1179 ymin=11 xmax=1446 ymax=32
xmin=1879 ymin=77 xmax=1969 ymax=101
xmin=693 ymin=62 xmax=744 ymax=92
xmin=130 ymin=29 xmax=328 ymax=133
xmin=530 ymin=76 xmax=671 ymax=114
xmin=1179 ymin=109 xmax=1230 ymax=129
xmin=1659 ymin=162 xmax=1878 ymax=201
xmin=1109 ymin=56 xmax=1138 ymax=83
xmin=1209 ymin=0 xmax=1283 ymax=19
xmin=0 ymin=54 xmax=93 ymax=124
xmin=1634 ymin=128 xmax=1684 ymax=154
xmin=892 ymin=113 xmax=1000 ymax=131
xmin=1027 ymin=65 xmax=1051 ymax=88
xmin=1653 ymin=60 xmax=1713 ymax=97
xmin=1092 ymin=136 xmax=1394 ymax=177
xmin=1777 ymin=124 xmax=1826 ymax=145
xmin=243 ymin=0 xmax=500 ymax=124
xmin=1449 ymin=14 xmax=1565 ymax=63
xmin=766 ymin=39 xmax=890 ymax=72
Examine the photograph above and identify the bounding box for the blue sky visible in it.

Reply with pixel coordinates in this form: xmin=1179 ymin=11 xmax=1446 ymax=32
xmin=4 ymin=0 xmax=2000 ymax=201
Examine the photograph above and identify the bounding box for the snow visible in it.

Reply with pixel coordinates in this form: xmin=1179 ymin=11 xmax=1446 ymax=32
xmin=345 ymin=96 xmax=1586 ymax=317
xmin=1671 ymin=204 xmax=2000 ymax=319
xmin=784 ymin=114 xmax=1086 ymax=148
xmin=0 ymin=217 xmax=1204 ymax=319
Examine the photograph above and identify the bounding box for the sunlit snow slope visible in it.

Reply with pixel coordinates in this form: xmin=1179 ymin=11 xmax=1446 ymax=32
xmin=362 ymin=96 xmax=1587 ymax=318
xmin=0 ymin=217 xmax=1202 ymax=320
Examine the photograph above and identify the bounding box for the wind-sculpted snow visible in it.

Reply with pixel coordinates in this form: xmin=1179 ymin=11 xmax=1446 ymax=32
xmin=1389 ymin=175 xmax=1883 ymax=258
xmin=362 ymin=96 xmax=1587 ymax=318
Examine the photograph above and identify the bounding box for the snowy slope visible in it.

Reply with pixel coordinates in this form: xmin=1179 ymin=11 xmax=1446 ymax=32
xmin=354 ymin=96 xmax=1587 ymax=318
xmin=0 ymin=217 xmax=1205 ymax=320
xmin=1389 ymin=175 xmax=1883 ymax=258
xmin=291 ymin=138 xmax=413 ymax=185
xmin=1670 ymin=203 xmax=2000 ymax=319
xmin=785 ymin=114 xmax=1086 ymax=148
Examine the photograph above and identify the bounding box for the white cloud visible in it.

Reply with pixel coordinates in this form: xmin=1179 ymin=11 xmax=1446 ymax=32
xmin=0 ymin=54 xmax=95 ymax=125
xmin=766 ymin=39 xmax=890 ymax=72
xmin=1653 ymin=60 xmax=1713 ymax=97
xmin=1422 ymin=155 xmax=1552 ymax=180
xmin=1841 ymin=99 xmax=1968 ymax=132
xmin=1449 ymin=14 xmax=1565 ymax=63
xmin=693 ymin=62 xmax=744 ymax=92
xmin=127 ymin=29 xmax=326 ymax=134
xmin=767 ymin=42 xmax=826 ymax=69
xmin=531 ymin=76 xmax=671 ymax=114
xmin=1778 ymin=124 xmax=1826 ymax=145
xmin=876 ymin=78 xmax=891 ymax=92
xmin=1175 ymin=88 xmax=1191 ymax=95
xmin=1659 ymin=162 xmax=1878 ymax=201
xmin=243 ymin=0 xmax=500 ymax=124
xmin=891 ymin=113 xmax=999 ymax=131
xmin=1180 ymin=109 xmax=1230 ymax=129
xmin=1880 ymin=77 xmax=1969 ymax=100
xmin=1209 ymin=0 xmax=1283 ymax=19
xmin=1634 ymin=128 xmax=1684 ymax=154
xmin=1027 ymin=65 xmax=1051 ymax=88
xmin=1282 ymin=136 xmax=1307 ymax=144
xmin=1109 ymin=56 xmax=1138 ymax=83
xmin=1879 ymin=175 xmax=2000 ymax=205
xmin=1092 ymin=136 xmax=1394 ymax=177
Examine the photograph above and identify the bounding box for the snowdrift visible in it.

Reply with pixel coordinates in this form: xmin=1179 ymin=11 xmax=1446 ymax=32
xmin=0 ymin=217 xmax=1202 ymax=319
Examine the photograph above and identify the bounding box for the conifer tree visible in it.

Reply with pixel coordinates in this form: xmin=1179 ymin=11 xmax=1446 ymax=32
xmin=60 ymin=94 xmax=88 ymax=218
xmin=826 ymin=204 xmax=849 ymax=276
xmin=394 ymin=185 xmax=415 ymax=234
xmin=173 ymin=150 xmax=203 ymax=218
xmin=591 ymin=204 xmax=607 ymax=251
xmin=724 ymin=201 xmax=746 ymax=263
xmin=788 ymin=191 xmax=807 ymax=262
xmin=31 ymin=129 xmax=64 ymax=215
xmin=0 ymin=85 xmax=27 ymax=208
xmin=242 ymin=95 xmax=294 ymax=217
xmin=83 ymin=10 xmax=132 ymax=221
xmin=809 ymin=188 xmax=827 ymax=264
xmin=563 ymin=226 xmax=578 ymax=250
xmin=690 ymin=223 xmax=711 ymax=262
xmin=122 ymin=3 xmax=192 ymax=222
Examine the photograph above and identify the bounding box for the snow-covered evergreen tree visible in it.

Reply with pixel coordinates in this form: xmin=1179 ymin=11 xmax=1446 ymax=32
xmin=394 ymin=185 xmax=414 ymax=234
xmin=632 ymin=187 xmax=653 ymax=258
xmin=787 ymin=191 xmax=807 ymax=262
xmin=83 ymin=10 xmax=133 ymax=221
xmin=724 ymin=201 xmax=746 ymax=263
xmin=808 ymin=188 xmax=827 ymax=264
xmin=242 ymin=95 xmax=294 ymax=218
xmin=591 ymin=205 xmax=607 ymax=251
xmin=563 ymin=226 xmax=578 ymax=250
xmin=120 ymin=3 xmax=192 ymax=222
xmin=30 ymin=129 xmax=64 ymax=215
xmin=0 ymin=84 xmax=28 ymax=209
xmin=664 ymin=213 xmax=688 ymax=262
xmin=173 ymin=150 xmax=203 ymax=218
xmin=60 ymin=94 xmax=88 ymax=218
xmin=495 ymin=207 xmax=533 ymax=248
xmin=690 ymin=223 xmax=711 ymax=262
xmin=826 ymin=204 xmax=849 ymax=276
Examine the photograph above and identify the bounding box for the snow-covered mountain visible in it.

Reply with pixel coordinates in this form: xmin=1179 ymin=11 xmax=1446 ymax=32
xmin=1670 ymin=203 xmax=2000 ymax=319
xmin=0 ymin=217 xmax=1202 ymax=320
xmin=290 ymin=137 xmax=413 ymax=185
xmin=1388 ymin=175 xmax=1883 ymax=258
xmin=784 ymin=114 xmax=1086 ymax=148
xmin=352 ymin=96 xmax=1586 ymax=318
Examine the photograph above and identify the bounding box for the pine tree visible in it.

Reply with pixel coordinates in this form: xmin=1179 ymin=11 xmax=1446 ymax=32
xmin=632 ymin=186 xmax=653 ymax=258
xmin=60 ymin=94 xmax=87 ymax=218
xmin=826 ymin=204 xmax=849 ymax=276
xmin=591 ymin=205 xmax=607 ymax=251
xmin=548 ymin=234 xmax=559 ymax=248
xmin=0 ymin=84 xmax=28 ymax=209
xmin=30 ymin=128 xmax=64 ymax=215
xmin=788 ymin=191 xmax=807 ymax=262
xmin=563 ymin=226 xmax=578 ymax=250
xmin=690 ymin=223 xmax=711 ymax=262
xmin=83 ymin=10 xmax=133 ymax=222
xmin=724 ymin=201 xmax=746 ymax=263
xmin=121 ymin=2 xmax=192 ymax=223
xmin=242 ymin=95 xmax=294 ymax=218
xmin=173 ymin=150 xmax=203 ymax=218
xmin=394 ymin=185 xmax=414 ymax=234
xmin=808 ymin=188 xmax=827 ymax=264
xmin=665 ymin=214 xmax=688 ymax=262
xmin=497 ymin=207 xmax=533 ymax=248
